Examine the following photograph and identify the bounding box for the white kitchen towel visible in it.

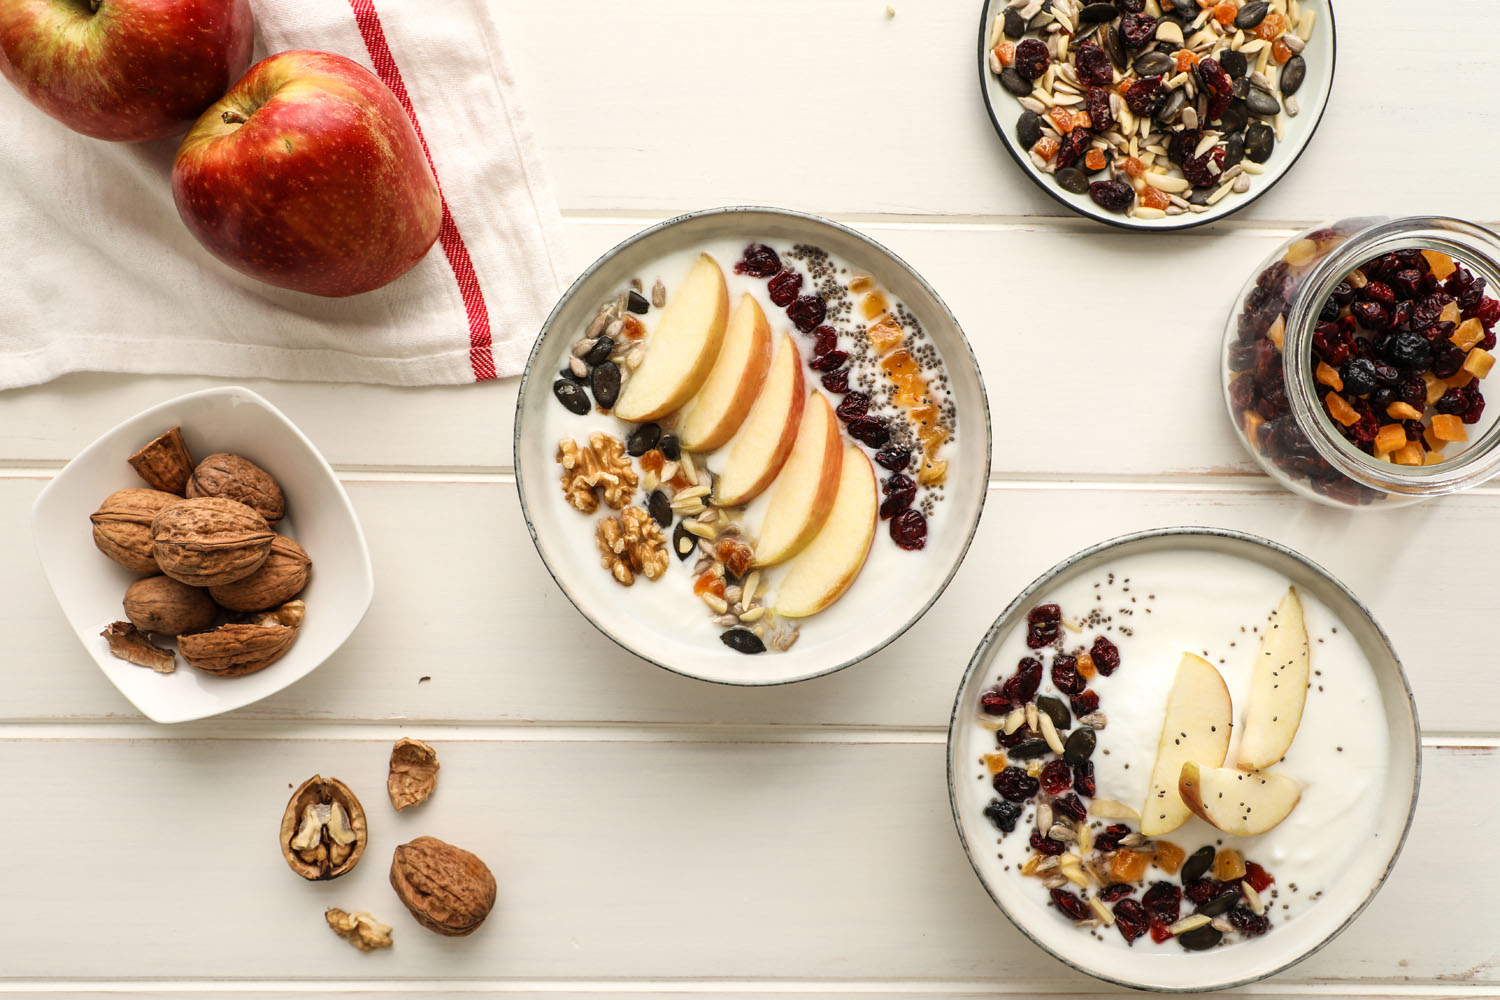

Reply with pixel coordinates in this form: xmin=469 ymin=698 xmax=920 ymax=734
xmin=0 ymin=0 xmax=568 ymax=389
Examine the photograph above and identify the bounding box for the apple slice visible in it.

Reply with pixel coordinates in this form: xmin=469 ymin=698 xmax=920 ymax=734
xmin=1179 ymin=762 xmax=1302 ymax=837
xmin=613 ymin=254 xmax=729 ymax=422
xmin=1141 ymin=653 xmax=1233 ymax=837
xmin=754 ymin=392 xmax=843 ymax=567
xmin=774 ymin=446 xmax=878 ymax=618
xmin=1237 ymin=587 xmax=1310 ymax=771
xmin=713 ymin=332 xmax=806 ymax=506
xmin=678 ymin=293 xmax=773 ymax=452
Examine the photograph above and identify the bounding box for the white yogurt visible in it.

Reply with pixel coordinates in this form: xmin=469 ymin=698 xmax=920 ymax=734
xmin=960 ymin=548 xmax=1389 ymax=946
xmin=538 ymin=238 xmax=960 ymax=651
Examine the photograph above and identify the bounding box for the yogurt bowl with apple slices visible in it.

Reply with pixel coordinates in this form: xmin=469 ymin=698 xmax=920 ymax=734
xmin=947 ymin=528 xmax=1418 ymax=991
xmin=514 ymin=207 xmax=990 ymax=685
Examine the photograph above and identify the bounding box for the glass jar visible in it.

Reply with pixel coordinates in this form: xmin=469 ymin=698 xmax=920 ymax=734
xmin=1221 ymin=216 xmax=1500 ymax=508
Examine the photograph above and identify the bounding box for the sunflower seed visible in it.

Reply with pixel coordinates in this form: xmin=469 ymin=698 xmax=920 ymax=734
xmin=1047 ymin=823 xmax=1077 ymax=842
xmin=625 ymin=347 xmax=645 ymax=370
xmin=770 ymin=627 xmax=800 ymax=651
xmin=1003 ymin=708 xmax=1026 ymax=735
xmin=712 ymin=614 xmax=740 ymax=628
xmin=1241 ymin=881 xmax=1265 ymax=914
xmin=1233 ymin=174 xmax=1250 ymax=193
xmin=586 ymin=311 xmax=609 ymax=339
xmin=743 ymin=571 xmax=761 ymax=601
xmin=1120 ymin=832 xmax=1147 ymax=848
xmin=1211 ymin=917 xmax=1234 ymax=934
xmin=1035 ymin=855 xmax=1060 ymax=873
xmin=1080 ymin=712 xmax=1107 ymax=729
xmin=572 ymin=337 xmax=597 ymax=358
xmin=568 ymin=356 xmax=589 ymax=379
xmin=739 ymin=605 xmax=766 ymax=623
xmin=651 ymin=279 xmax=666 ymax=308
xmin=1042 ymin=874 xmax=1068 ymax=890
xmin=1281 ymin=31 xmax=1304 ymax=54
xmin=1285 ymin=94 xmax=1299 ymax=116
xmin=702 ymin=593 xmax=728 ymax=615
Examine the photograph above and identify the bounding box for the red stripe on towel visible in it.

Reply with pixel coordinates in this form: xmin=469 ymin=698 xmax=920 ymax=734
xmin=348 ymin=0 xmax=497 ymax=381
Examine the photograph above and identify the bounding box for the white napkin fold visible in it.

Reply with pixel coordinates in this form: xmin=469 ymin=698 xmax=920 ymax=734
xmin=0 ymin=0 xmax=568 ymax=389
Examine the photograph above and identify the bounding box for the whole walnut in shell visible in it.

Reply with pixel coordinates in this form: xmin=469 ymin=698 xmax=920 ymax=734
xmin=151 ymin=497 xmax=275 ymax=587
xmin=178 ymin=600 xmax=303 ymax=677
xmin=123 ymin=575 xmax=218 ymax=635
xmin=186 ymin=453 xmax=285 ymax=523
xmin=389 ymin=836 xmax=496 ymax=936
xmin=209 ymin=534 xmax=311 ymax=612
xmin=90 ymin=488 xmax=180 ymax=573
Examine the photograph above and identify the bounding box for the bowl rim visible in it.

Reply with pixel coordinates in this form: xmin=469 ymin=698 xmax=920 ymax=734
xmin=30 ymin=384 xmax=374 ymax=723
xmin=512 ymin=204 xmax=993 ymax=686
xmin=944 ymin=524 xmax=1421 ymax=992
xmin=976 ymin=0 xmax=1339 ymax=233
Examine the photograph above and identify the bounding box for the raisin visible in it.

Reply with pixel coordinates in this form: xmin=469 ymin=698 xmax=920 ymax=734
xmin=821 ymin=368 xmax=850 ymax=394
xmin=1032 ymin=830 xmax=1067 ymax=856
xmin=767 ymin=269 xmax=803 ymax=307
xmin=1069 ymin=689 xmax=1100 ymax=716
xmin=1051 ymin=655 xmax=1085 ymax=695
xmin=1142 ymin=881 xmax=1182 ymax=921
xmin=1099 ymin=883 xmax=1134 ymax=903
xmin=890 ymin=509 xmax=927 ymax=550
xmin=1385 ymin=332 xmax=1431 ymax=370
xmin=1050 ymin=887 xmax=1091 ymax=920
xmin=848 ymin=416 xmax=891 ymax=448
xmin=1086 ymin=86 xmax=1115 ymax=134
xmin=1003 ymin=657 xmax=1044 ymax=703
xmin=1118 ymin=12 xmax=1157 ymax=47
xmin=1052 ymin=792 xmax=1088 ymax=822
xmin=1076 ymin=42 xmax=1114 ymax=87
xmin=1013 ymin=38 xmax=1051 ymax=80
xmin=1114 ymin=898 xmax=1149 ymax=944
xmin=1072 ymin=760 xmax=1096 ymax=797
xmin=983 ymin=799 xmax=1022 ymax=833
xmin=875 ymin=445 xmax=911 ymax=472
xmin=735 ymin=244 xmax=781 ymax=277
xmin=992 ymin=766 xmax=1039 ymax=802
xmin=836 ymin=392 xmax=870 ymax=422
xmin=787 ymin=295 xmax=826 ymax=333
xmin=979 ymin=689 xmax=1010 ymax=715
xmin=1228 ymin=905 xmax=1270 ymax=937
xmin=1089 ymin=179 xmax=1134 ymax=213
xmin=1090 ymin=636 xmax=1121 ymax=675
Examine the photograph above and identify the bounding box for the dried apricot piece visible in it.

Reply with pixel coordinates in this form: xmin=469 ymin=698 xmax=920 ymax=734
xmin=1213 ymin=848 xmax=1247 ymax=881
xmin=1140 ymin=186 xmax=1171 ymax=210
xmin=993 ymin=41 xmax=1015 ymax=67
xmin=983 ymin=752 xmax=1008 ymax=774
xmin=1386 ymin=402 xmax=1422 ymax=421
xmin=868 ymin=318 xmax=904 ymax=355
xmin=1432 ymin=414 xmax=1469 ymax=442
xmin=1120 ymin=156 xmax=1145 ymax=178
xmin=1325 ymin=392 xmax=1358 ymax=426
xmin=1076 ymin=652 xmax=1097 ymax=679
xmin=861 ymin=292 xmax=889 ymax=320
xmin=1109 ymin=849 xmax=1151 ymax=883
xmin=1243 ymin=410 xmax=1265 ymax=444
xmin=1174 ymin=49 xmax=1199 ymax=71
xmin=620 ymin=314 xmax=646 ymax=340
xmin=1255 ymin=11 xmax=1287 ymax=38
xmin=1423 ymin=250 xmax=1458 ymax=280
xmin=1315 ymin=362 xmax=1342 ymax=390
xmin=1034 ymin=136 xmax=1060 ymax=161
xmin=1084 ymin=148 xmax=1107 ymax=171
xmin=1271 ymin=37 xmax=1293 ymax=63
xmin=715 ymin=539 xmax=754 ymax=577
xmin=1153 ymin=840 xmax=1185 ymax=875
xmin=1213 ymin=2 xmax=1237 ymax=25
xmin=1392 ymin=442 xmax=1425 ymax=467
xmin=693 ymin=570 xmax=726 ymax=599
xmin=1373 ymin=424 xmax=1407 ymax=455
xmin=1464 ymin=348 xmax=1496 ymax=379
xmin=1049 ymin=107 xmax=1075 ymax=133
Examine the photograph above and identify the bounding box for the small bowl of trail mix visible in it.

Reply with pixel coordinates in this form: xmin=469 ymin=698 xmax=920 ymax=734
xmin=978 ymin=0 xmax=1335 ymax=229
xmin=947 ymin=527 xmax=1418 ymax=991
xmin=1224 ymin=216 xmax=1500 ymax=507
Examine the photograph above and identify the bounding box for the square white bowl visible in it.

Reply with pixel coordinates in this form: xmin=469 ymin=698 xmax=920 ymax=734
xmin=32 ymin=386 xmax=373 ymax=723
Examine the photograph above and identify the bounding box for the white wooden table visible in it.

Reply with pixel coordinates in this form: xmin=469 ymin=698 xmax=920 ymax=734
xmin=3 ymin=2 xmax=1495 ymax=996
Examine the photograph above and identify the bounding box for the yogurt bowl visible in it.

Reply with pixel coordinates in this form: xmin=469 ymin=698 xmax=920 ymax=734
xmin=946 ymin=527 xmax=1418 ymax=991
xmin=514 ymin=207 xmax=990 ymax=685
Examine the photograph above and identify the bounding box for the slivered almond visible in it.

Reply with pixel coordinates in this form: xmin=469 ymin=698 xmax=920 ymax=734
xmin=1170 ymin=914 xmax=1211 ymax=936
xmin=1089 ymin=798 xmax=1140 ymax=821
xmin=1039 ymin=714 xmax=1066 ymax=754
xmin=1090 ymin=896 xmax=1115 ymax=925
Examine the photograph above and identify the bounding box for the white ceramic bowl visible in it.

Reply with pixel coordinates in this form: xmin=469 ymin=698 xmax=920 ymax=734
xmin=978 ymin=0 xmax=1337 ymax=230
xmin=514 ymin=207 xmax=991 ymax=685
xmin=947 ymin=527 xmax=1418 ymax=992
xmin=32 ymin=386 xmax=373 ymax=723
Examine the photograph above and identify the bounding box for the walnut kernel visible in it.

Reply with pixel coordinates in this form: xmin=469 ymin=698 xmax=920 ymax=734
xmin=596 ymin=506 xmax=668 ymax=586
xmin=557 ymin=432 xmax=638 ymax=513
xmin=325 ymin=908 xmax=393 ymax=951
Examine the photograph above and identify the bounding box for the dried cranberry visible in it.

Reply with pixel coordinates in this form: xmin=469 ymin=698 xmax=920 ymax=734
xmin=1090 ymin=636 xmax=1120 ymax=675
xmin=1391 ymin=268 xmax=1423 ymax=299
xmin=1181 ymin=145 xmax=1226 ymax=189
xmin=1040 ymin=759 xmax=1073 ymax=795
xmin=849 ymin=416 xmax=891 ymax=448
xmin=1149 ymin=918 xmax=1173 ymax=944
xmin=1086 ymin=86 xmax=1115 ymax=134
xmin=979 ymin=689 xmax=1010 ymax=715
xmin=1089 ymin=179 xmax=1134 ymax=213
xmin=1123 ymin=75 xmax=1165 ymax=117
xmin=1114 ymin=898 xmax=1149 ymax=944
xmin=1167 ymin=128 xmax=1200 ymax=166
xmin=787 ymin=295 xmax=826 ymax=333
xmin=820 ymin=368 xmax=849 ymax=394
xmin=1032 ymin=830 xmax=1067 ymax=856
xmin=1362 ymin=280 xmax=1396 ymax=307
xmin=1095 ymin=824 xmax=1130 ymax=851
xmin=1027 ymin=621 xmax=1060 ymax=649
xmin=836 ymin=392 xmax=870 ymax=422
xmin=1432 ymin=342 xmax=1467 ymax=378
xmin=1475 ymin=296 xmax=1500 ymax=328
xmin=1072 ymin=760 xmax=1095 ymax=797
xmin=1243 ymin=861 xmax=1274 ymax=893
xmin=1196 ymin=57 xmax=1233 ymax=121
xmin=890 ymin=508 xmax=927 ymax=550
xmin=1099 ymin=883 xmax=1135 ymax=903
xmin=766 ymin=269 xmax=802 ymax=307
xmin=879 ymin=475 xmax=917 ymax=520
xmin=1352 ymin=300 xmax=1390 ymax=330
xmin=1331 ymin=280 xmax=1356 ymax=306
xmin=735 ymin=243 xmax=781 ymax=277
xmin=993 ymin=766 xmax=1039 ymax=802
xmin=875 ymin=445 xmax=911 ymax=472
xmin=811 ymin=350 xmax=848 ymax=372
xmin=1050 ymin=887 xmax=1090 ymax=920
xmin=1003 ymin=657 xmax=1044 ymax=703
xmin=1396 ymin=375 xmax=1427 ymax=410
xmin=1465 ymin=390 xmax=1487 ymax=424
xmin=1052 ymin=792 xmax=1088 ymax=822
xmin=1054 ymin=129 xmax=1092 ymax=170
xmin=983 ymin=799 xmax=1021 ymax=833
xmin=1118 ymin=12 xmax=1157 ymax=47
xmin=1075 ymin=41 xmax=1114 ymax=87
xmin=812 ymin=327 xmax=838 ymax=357
xmin=1013 ymin=38 xmax=1051 ymax=80
xmin=1069 ymin=689 xmax=1099 ymax=716
xmin=1142 ymin=881 xmax=1182 ymax=921
xmin=1027 ymin=604 xmax=1061 ymax=624
xmin=1184 ymin=877 xmax=1221 ymax=905
xmin=1228 ymin=906 xmax=1270 ymax=937
xmin=1228 ymin=374 xmax=1257 ymax=411
xmin=995 ymin=724 xmax=1033 ymax=749
xmin=1390 ymin=299 xmax=1413 ymax=330
xmin=1051 ymin=655 xmax=1085 ymax=695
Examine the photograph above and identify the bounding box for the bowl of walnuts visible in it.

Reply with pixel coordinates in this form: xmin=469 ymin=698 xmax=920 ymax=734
xmin=32 ymin=386 xmax=373 ymax=723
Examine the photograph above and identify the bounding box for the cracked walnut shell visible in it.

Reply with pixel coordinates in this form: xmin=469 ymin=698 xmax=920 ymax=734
xmin=123 ymin=575 xmax=218 ymax=636
xmin=101 ymin=621 xmax=175 ymax=673
xmin=127 ymin=426 xmax=194 ymax=495
xmin=208 ymin=534 xmax=311 ymax=612
xmin=280 ymin=775 xmax=367 ymax=881
xmin=596 ymin=505 xmax=668 ymax=586
xmin=90 ymin=488 xmax=180 ymax=573
xmin=389 ymin=836 xmax=496 ymax=937
xmin=557 ymin=432 xmax=638 ymax=513
xmin=186 ymin=452 xmax=286 ymax=523
xmin=178 ymin=600 xmax=303 ymax=677
xmin=151 ymin=496 xmax=275 ymax=587
xmin=387 ymin=738 xmax=439 ymax=811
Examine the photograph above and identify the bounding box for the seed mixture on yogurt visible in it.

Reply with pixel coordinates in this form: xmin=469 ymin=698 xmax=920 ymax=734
xmin=547 ymin=240 xmax=959 ymax=655
xmin=987 ymin=0 xmax=1316 ymax=218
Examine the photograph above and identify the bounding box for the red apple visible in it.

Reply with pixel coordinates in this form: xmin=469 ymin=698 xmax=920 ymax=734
xmin=172 ymin=50 xmax=442 ymax=297
xmin=0 ymin=0 xmax=253 ymax=142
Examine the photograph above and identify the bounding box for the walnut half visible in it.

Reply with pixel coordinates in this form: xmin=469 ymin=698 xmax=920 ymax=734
xmin=280 ymin=775 xmax=367 ymax=881
xmin=557 ymin=432 xmax=638 ymax=513
xmin=596 ymin=506 xmax=668 ymax=586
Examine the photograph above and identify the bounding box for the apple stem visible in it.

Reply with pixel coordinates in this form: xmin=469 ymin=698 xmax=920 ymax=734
xmin=221 ymin=110 xmax=249 ymax=126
